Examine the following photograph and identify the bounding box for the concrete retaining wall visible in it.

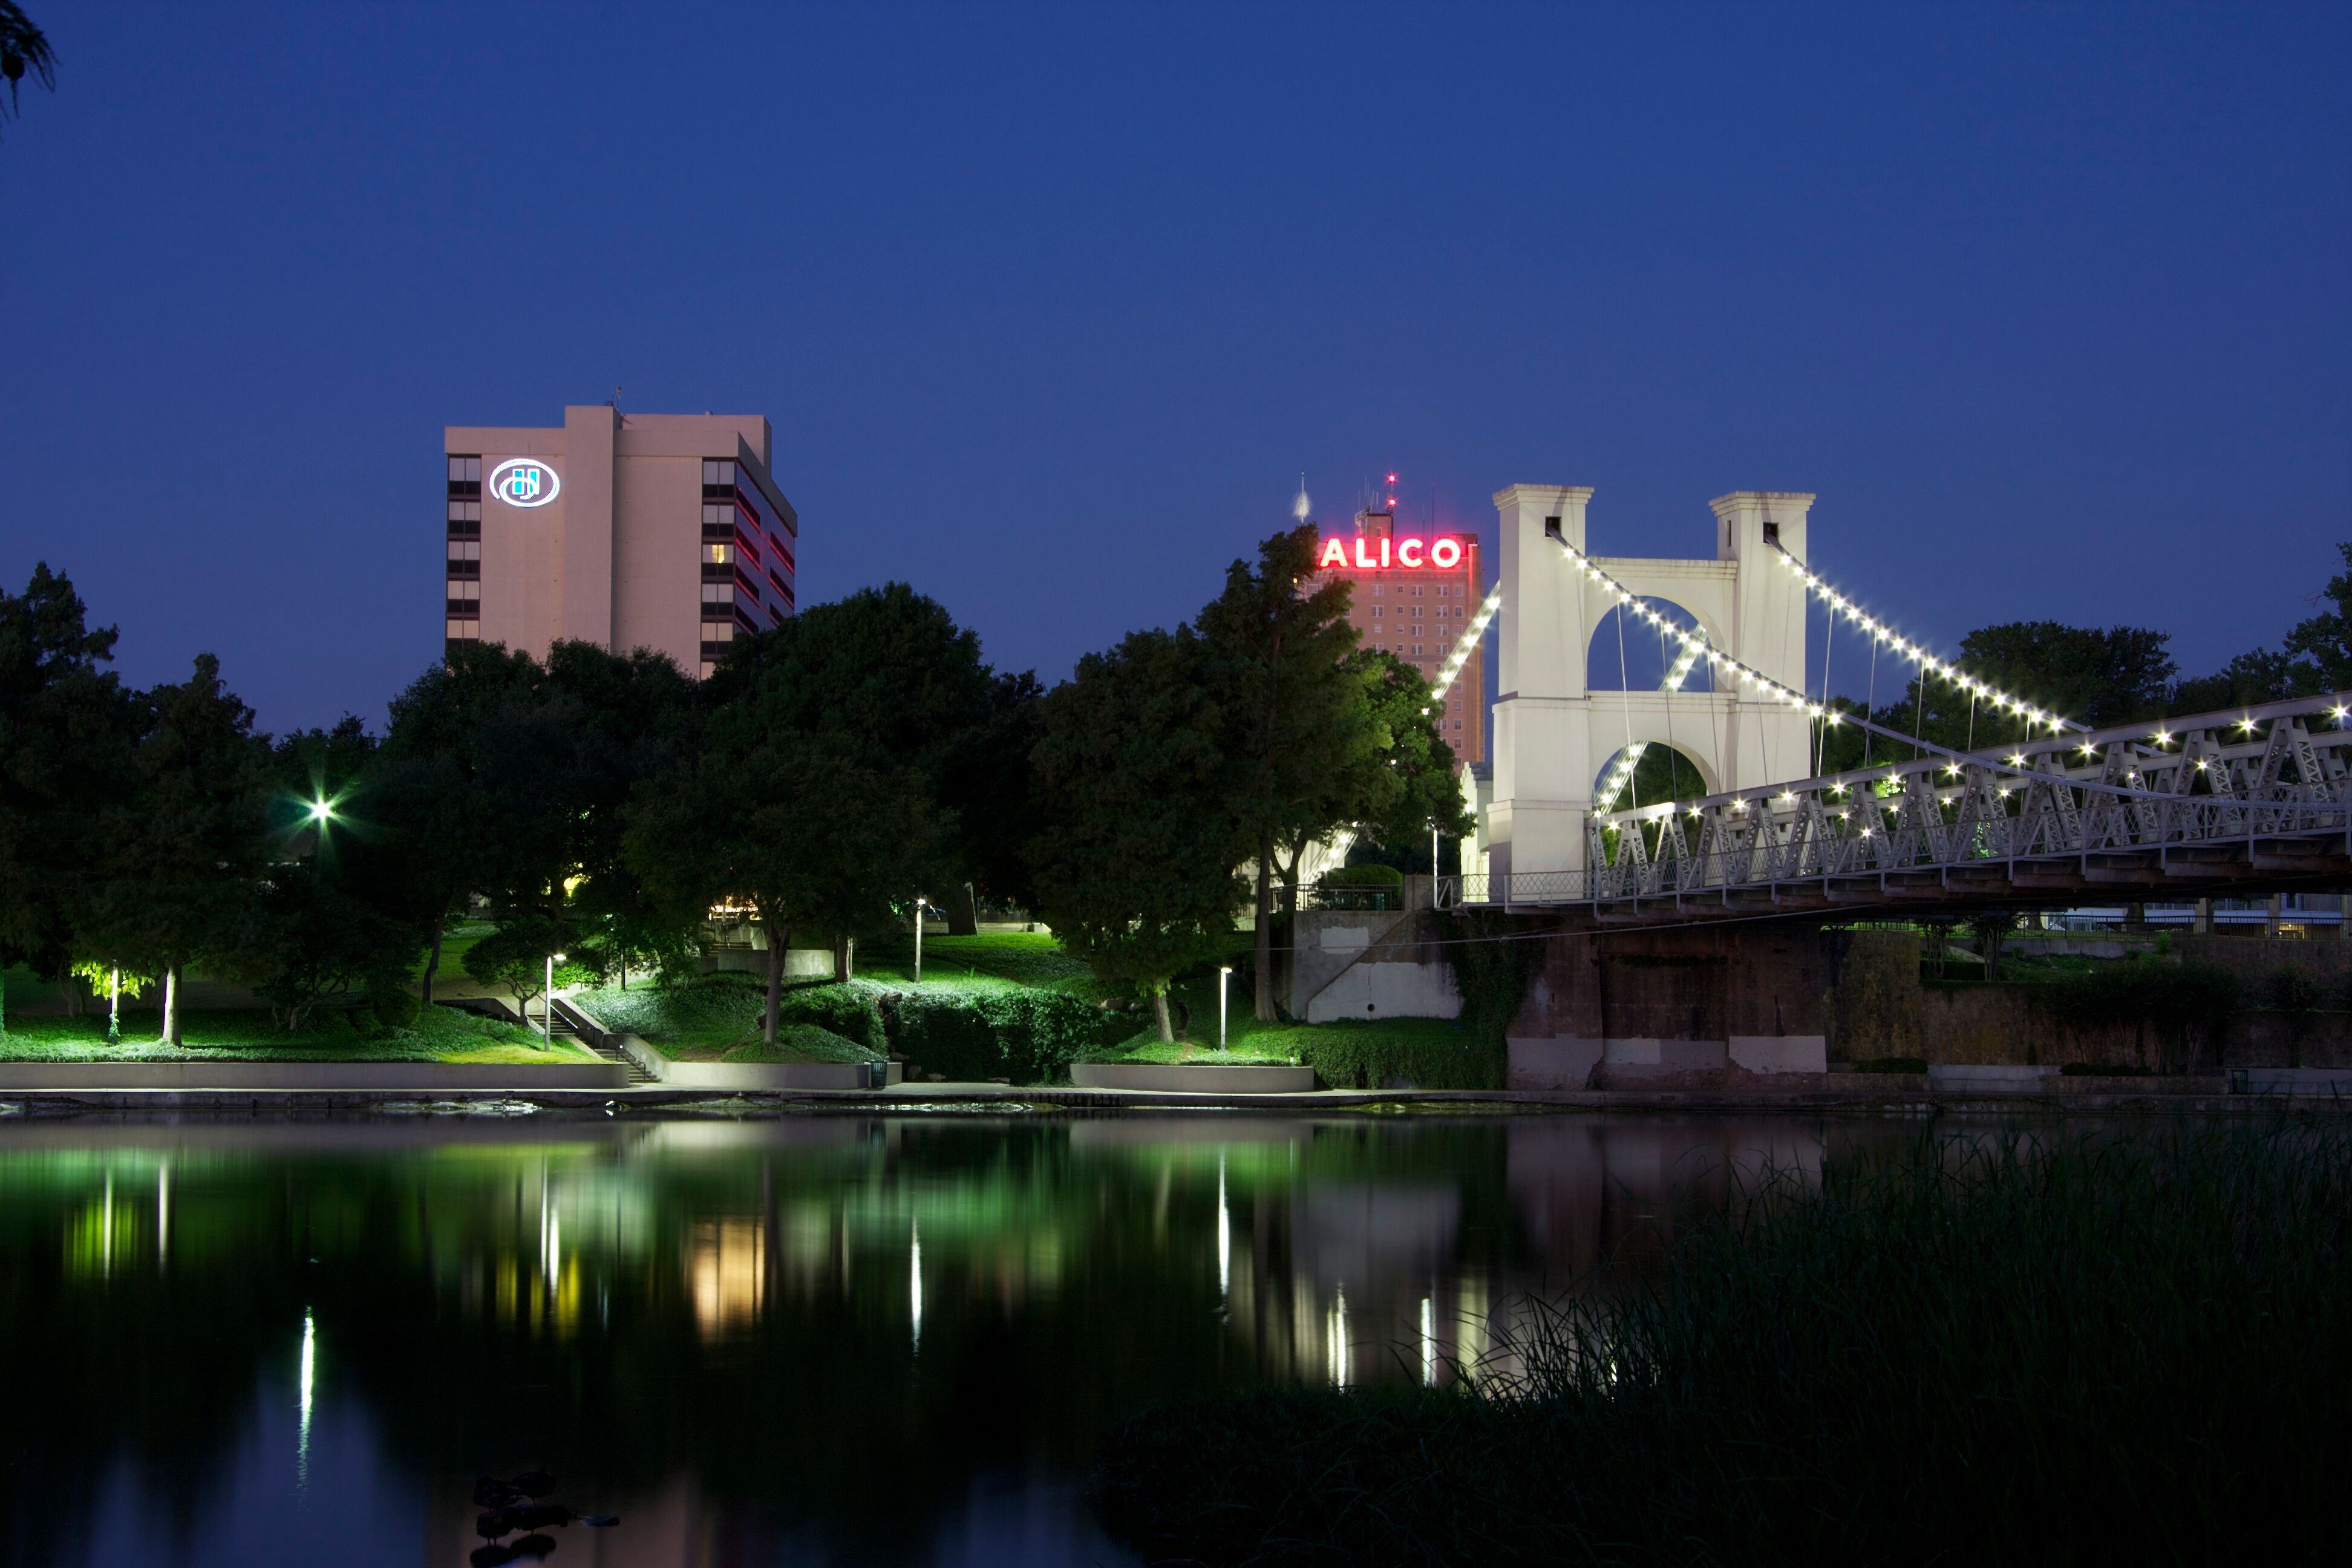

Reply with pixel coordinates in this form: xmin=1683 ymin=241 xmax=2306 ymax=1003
xmin=1070 ymin=1063 xmax=1318 ymax=1093
xmin=654 ymin=1061 xmax=881 ymax=1091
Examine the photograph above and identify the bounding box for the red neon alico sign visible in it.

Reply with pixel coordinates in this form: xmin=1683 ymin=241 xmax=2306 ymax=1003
xmin=1318 ymin=535 xmax=1466 ymax=571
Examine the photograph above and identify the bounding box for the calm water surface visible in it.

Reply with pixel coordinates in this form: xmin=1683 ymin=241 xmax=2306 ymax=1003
xmin=0 ymin=1109 xmax=1928 ymax=1567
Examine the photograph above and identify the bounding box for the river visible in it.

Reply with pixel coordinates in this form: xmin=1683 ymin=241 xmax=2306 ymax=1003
xmin=0 ymin=1108 xmax=1939 ymax=1567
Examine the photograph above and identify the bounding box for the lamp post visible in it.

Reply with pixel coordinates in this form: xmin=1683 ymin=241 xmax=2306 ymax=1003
xmin=1218 ymin=965 xmax=1232 ymax=1051
xmin=544 ymin=951 xmax=565 ymax=1045
xmin=913 ymin=897 xmax=927 ymax=984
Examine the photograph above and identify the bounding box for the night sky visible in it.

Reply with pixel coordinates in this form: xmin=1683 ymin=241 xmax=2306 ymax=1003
xmin=0 ymin=3 xmax=2344 ymax=733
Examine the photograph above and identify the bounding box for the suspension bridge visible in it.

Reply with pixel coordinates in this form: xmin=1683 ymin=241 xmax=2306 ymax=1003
xmin=1440 ymin=485 xmax=2352 ymax=925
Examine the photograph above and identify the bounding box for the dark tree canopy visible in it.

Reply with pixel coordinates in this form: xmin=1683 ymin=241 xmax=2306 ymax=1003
xmin=0 ymin=565 xmax=131 ymax=1028
xmin=1030 ymin=627 xmax=1246 ymax=1042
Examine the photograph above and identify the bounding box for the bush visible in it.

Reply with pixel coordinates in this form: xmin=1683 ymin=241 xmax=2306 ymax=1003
xmin=1299 ymin=1022 xmax=1502 ymax=1090
xmin=2265 ymin=965 xmax=2323 ymax=1013
xmin=1322 ymin=863 xmax=1405 ymax=889
xmin=776 ymin=981 xmax=890 ymax=1053
xmin=2033 ymin=956 xmax=2240 ymax=1070
xmin=365 ymin=982 xmax=420 ymax=1032
xmin=1097 ymin=1126 xmax=2352 ymax=1565
xmin=879 ymin=988 xmax=1129 ymax=1083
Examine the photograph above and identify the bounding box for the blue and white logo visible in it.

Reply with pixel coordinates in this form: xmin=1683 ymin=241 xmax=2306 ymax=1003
xmin=489 ymin=459 xmax=561 ymax=508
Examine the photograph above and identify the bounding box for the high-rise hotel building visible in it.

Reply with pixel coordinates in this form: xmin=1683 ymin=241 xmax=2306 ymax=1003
xmin=443 ymin=405 xmax=797 ymax=676
xmin=1319 ymin=500 xmax=1485 ymax=766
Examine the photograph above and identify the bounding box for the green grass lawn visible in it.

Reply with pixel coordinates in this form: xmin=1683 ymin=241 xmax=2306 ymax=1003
xmin=0 ymin=1003 xmax=598 ymax=1064
xmin=856 ymin=931 xmax=1111 ymax=997
xmin=572 ymin=976 xmax=879 ymax=1065
xmin=414 ymin=920 xmax=496 ymax=982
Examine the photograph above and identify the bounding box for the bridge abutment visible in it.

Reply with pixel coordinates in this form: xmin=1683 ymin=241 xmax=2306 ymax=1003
xmin=1504 ymin=921 xmax=1829 ymax=1089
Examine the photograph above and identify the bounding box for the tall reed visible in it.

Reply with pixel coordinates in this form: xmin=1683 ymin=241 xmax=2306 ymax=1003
xmin=1096 ymin=1123 xmax=2352 ymax=1565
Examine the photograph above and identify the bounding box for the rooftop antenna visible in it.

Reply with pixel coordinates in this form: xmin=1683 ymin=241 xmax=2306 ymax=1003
xmin=1292 ymin=473 xmax=1312 ymax=523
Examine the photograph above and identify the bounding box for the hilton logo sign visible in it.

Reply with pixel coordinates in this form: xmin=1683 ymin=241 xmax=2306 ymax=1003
xmin=1317 ymin=535 xmax=1465 ymax=571
xmin=489 ymin=459 xmax=561 ymax=508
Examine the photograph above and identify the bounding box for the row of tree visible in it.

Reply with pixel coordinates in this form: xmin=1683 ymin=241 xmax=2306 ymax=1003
xmin=0 ymin=526 xmax=1460 ymax=1044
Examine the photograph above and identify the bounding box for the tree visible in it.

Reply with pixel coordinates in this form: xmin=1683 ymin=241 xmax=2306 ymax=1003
xmin=938 ymin=669 xmax=1047 ymax=929
xmin=716 ymin=582 xmax=1001 ymax=933
xmin=0 ymin=565 xmax=131 ymax=1034
xmin=375 ymin=641 xmax=694 ymax=1008
xmin=1270 ymin=650 xmax=1467 ymax=906
xmin=627 ymin=717 xmax=942 ymax=1045
xmin=462 ymin=915 xmax=567 ymax=1030
xmin=90 ymin=655 xmax=273 ymax=1045
xmin=1830 ymin=622 xmax=2177 ymax=764
xmin=1196 ymin=526 xmax=1372 ymax=1021
xmin=0 ymin=3 xmax=55 ymax=136
xmin=224 ymin=720 xmax=416 ymax=1031
xmin=2171 ymin=542 xmax=2352 ymax=711
xmin=376 ymin=642 xmax=541 ymax=1007
xmin=1030 ymin=627 xmax=1247 ymax=1042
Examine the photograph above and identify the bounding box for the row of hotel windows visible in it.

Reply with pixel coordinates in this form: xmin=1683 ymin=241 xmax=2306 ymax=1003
xmin=448 ymin=456 xmax=484 ymax=646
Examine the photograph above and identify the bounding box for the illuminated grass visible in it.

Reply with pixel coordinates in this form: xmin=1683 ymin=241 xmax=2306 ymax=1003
xmin=0 ymin=1005 xmax=595 ymax=1063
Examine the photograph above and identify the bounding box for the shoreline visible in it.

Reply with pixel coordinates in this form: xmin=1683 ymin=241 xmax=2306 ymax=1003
xmin=0 ymin=1079 xmax=2344 ymax=1117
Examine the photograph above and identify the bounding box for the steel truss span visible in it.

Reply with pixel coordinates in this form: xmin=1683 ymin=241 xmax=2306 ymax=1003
xmin=1440 ymin=693 xmax=2352 ymax=921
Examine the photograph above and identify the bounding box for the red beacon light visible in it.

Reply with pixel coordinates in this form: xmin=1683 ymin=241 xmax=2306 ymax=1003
xmin=1318 ymin=535 xmax=1465 ymax=570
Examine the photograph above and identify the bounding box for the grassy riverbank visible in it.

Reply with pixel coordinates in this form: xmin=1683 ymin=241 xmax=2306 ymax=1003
xmin=1096 ymin=1124 xmax=2352 ymax=1564
xmin=0 ymin=1004 xmax=590 ymax=1063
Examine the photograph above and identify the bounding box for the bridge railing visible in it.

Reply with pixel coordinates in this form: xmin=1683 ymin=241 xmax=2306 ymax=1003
xmin=1449 ymin=693 xmax=2352 ymax=910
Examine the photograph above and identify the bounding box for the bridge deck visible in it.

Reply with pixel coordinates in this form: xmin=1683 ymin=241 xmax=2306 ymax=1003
xmin=1446 ymin=694 xmax=2352 ymax=923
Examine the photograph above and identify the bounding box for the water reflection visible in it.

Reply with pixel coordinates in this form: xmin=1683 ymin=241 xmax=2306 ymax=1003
xmin=0 ymin=1111 xmax=1915 ymax=1567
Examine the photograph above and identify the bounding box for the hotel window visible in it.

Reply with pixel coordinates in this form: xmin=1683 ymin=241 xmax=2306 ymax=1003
xmin=446 ymin=617 xmax=480 ymax=642
xmin=1371 ymin=584 xmax=1383 ymax=598
xmin=704 ymin=543 xmax=734 ymax=565
xmin=447 ymin=455 xmax=482 ymax=495
xmin=702 ymin=459 xmax=737 ymax=499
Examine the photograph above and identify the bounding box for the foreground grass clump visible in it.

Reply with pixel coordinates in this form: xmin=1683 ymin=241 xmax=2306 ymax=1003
xmin=1097 ymin=1125 xmax=2352 ymax=1564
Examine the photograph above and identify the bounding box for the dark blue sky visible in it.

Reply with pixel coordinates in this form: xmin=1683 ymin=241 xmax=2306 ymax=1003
xmin=1 ymin=2 xmax=2345 ymax=732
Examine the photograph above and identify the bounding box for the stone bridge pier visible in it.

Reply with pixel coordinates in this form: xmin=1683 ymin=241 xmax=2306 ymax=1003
xmin=1506 ymin=920 xmax=1829 ymax=1088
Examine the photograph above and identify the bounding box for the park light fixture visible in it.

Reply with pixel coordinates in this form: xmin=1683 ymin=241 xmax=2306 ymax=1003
xmin=544 ymin=950 xmax=566 ymax=1045
xmin=1218 ymin=965 xmax=1233 ymax=1051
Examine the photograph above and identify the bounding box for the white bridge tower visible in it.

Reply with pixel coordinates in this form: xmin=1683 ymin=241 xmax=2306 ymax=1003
xmin=1479 ymin=485 xmax=1817 ymax=883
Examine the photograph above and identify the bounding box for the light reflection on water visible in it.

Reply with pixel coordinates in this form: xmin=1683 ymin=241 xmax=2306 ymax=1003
xmin=0 ymin=1111 xmax=1914 ymax=1567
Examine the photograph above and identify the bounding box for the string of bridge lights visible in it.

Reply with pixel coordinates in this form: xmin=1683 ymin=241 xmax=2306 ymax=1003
xmin=1765 ymin=542 xmax=2083 ymax=735
xmin=1547 ymin=538 xmax=2328 ymax=826
xmin=1426 ymin=583 xmax=1504 ymax=705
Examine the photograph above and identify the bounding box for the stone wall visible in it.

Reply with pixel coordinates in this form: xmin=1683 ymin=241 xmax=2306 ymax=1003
xmin=1824 ymin=932 xmax=2352 ymax=1070
xmin=1506 ymin=923 xmax=1828 ymax=1088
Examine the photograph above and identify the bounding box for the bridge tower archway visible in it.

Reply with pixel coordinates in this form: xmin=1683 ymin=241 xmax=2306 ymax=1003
xmin=1478 ymin=486 xmax=1815 ymax=883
